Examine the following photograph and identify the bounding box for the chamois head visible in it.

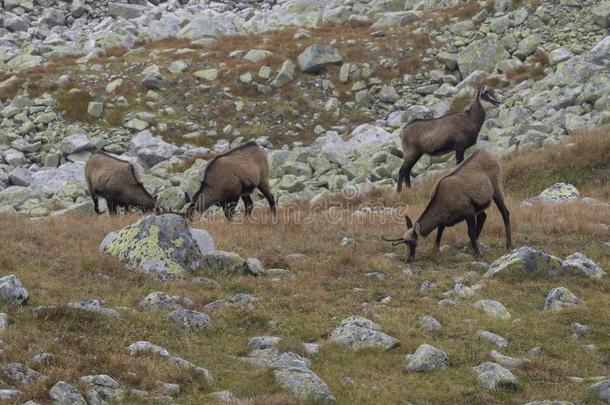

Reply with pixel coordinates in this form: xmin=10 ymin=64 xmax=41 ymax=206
xmin=382 ymin=215 xmax=420 ymax=262
xmin=477 ymin=86 xmax=500 ymax=109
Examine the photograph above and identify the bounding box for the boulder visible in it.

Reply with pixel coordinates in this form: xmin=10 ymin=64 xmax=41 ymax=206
xmin=167 ymin=309 xmax=211 ymax=329
xmin=561 ymin=253 xmax=607 ymax=279
xmin=485 ymin=247 xmax=563 ymax=278
xmin=102 ymin=214 xmax=206 ymax=279
xmin=543 ymin=287 xmax=583 ymax=311
xmin=2 ymin=363 xmax=45 ymax=387
xmin=201 ymin=251 xmax=248 ymax=274
xmin=297 ymin=45 xmax=343 ymax=73
xmin=0 ymin=275 xmax=29 ymax=306
xmin=50 ymin=381 xmax=87 ymax=405
xmin=60 ymin=134 xmax=92 ymax=155
xmin=473 ymin=362 xmax=520 ymax=390
xmin=273 ymin=367 xmax=336 ymax=404
xmin=457 ymin=38 xmax=509 ymax=78
xmin=108 ymin=2 xmax=146 ymax=19
xmin=535 ymin=183 xmax=580 ymax=204
xmin=474 ymin=299 xmax=512 ymax=320
xmin=271 ymin=60 xmax=296 ymax=87
xmin=404 ymin=344 xmax=449 ymax=372
xmin=514 ymin=34 xmax=542 ymax=59
xmin=329 ymin=316 xmax=399 ymax=350
xmin=80 ymin=374 xmax=124 ymax=405
xmin=592 ymin=3 xmax=610 ymax=27
xmin=130 ymin=130 xmax=180 ymax=168
xmin=587 ymin=379 xmax=610 ymax=403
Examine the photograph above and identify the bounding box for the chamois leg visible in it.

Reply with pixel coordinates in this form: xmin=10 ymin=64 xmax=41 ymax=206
xmin=475 ymin=211 xmax=487 ymax=240
xmin=107 ymin=199 xmax=118 ymax=215
xmin=493 ymin=195 xmax=512 ymax=250
xmin=396 ymin=148 xmax=421 ymax=192
xmin=455 ymin=149 xmax=465 ymax=165
xmin=466 ymin=216 xmax=482 ymax=260
xmin=258 ymin=182 xmax=276 ymax=216
xmin=242 ymin=195 xmax=254 ymax=217
xmin=223 ymin=198 xmax=238 ymax=222
xmin=91 ymin=194 xmax=100 ymax=214
xmin=433 ymin=226 xmax=445 ymax=257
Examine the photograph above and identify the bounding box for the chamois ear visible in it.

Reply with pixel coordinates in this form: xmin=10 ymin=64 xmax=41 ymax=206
xmin=405 ymin=215 xmax=413 ymax=229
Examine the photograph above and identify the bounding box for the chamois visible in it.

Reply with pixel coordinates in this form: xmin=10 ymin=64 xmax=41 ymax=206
xmin=85 ymin=152 xmax=157 ymax=214
xmin=396 ymin=86 xmax=500 ymax=192
xmin=182 ymin=141 xmax=276 ymax=221
xmin=383 ymin=150 xmax=511 ymax=261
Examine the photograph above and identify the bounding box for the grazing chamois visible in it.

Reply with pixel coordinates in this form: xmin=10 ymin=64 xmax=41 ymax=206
xmin=383 ymin=150 xmax=511 ymax=261
xmin=85 ymin=152 xmax=157 ymax=214
xmin=182 ymin=141 xmax=276 ymax=221
xmin=396 ymin=86 xmax=500 ymax=191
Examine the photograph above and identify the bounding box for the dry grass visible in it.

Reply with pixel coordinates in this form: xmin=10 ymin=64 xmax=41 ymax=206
xmin=506 ymin=50 xmax=549 ymax=83
xmin=55 ymin=88 xmax=94 ymax=123
xmin=0 ymin=130 xmax=608 ymax=404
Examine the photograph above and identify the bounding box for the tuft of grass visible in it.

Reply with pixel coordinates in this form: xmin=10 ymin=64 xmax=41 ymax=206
xmin=274 ymin=336 xmax=308 ymax=357
xmin=56 ymin=88 xmax=94 ymax=122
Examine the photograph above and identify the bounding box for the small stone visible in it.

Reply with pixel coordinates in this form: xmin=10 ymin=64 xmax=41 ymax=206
xmin=246 ymin=258 xmax=265 ymax=276
xmin=0 ymin=275 xmax=29 ymax=306
xmin=194 ymin=69 xmax=218 ymax=81
xmin=489 ymin=350 xmax=529 ymax=369
xmin=297 ymin=45 xmax=343 ymax=73
xmin=562 ymin=253 xmax=607 ymax=279
xmin=87 ymin=102 xmax=103 ymax=118
xmin=477 ymin=330 xmax=508 ymax=347
xmin=419 ymin=315 xmax=442 ymax=330
xmin=543 ymin=287 xmax=583 ymax=311
xmin=473 ymin=362 xmax=520 ymax=390
xmin=2 ymin=363 xmax=45 ymax=387
xmin=50 ymin=381 xmax=87 ymax=405
xmin=167 ymin=309 xmax=211 ymax=329
xmin=329 ymin=316 xmax=399 ymax=350
xmin=404 ymin=344 xmax=449 ymax=372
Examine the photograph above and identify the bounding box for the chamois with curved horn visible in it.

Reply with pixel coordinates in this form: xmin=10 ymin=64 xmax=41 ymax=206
xmin=383 ymin=150 xmax=511 ymax=261
xmin=396 ymin=86 xmax=500 ymax=191
xmin=85 ymin=151 xmax=157 ymax=214
xmin=181 ymin=141 xmax=276 ymax=221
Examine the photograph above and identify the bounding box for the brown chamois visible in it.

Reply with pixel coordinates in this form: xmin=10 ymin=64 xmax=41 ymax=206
xmin=182 ymin=141 xmax=276 ymax=221
xmin=383 ymin=150 xmax=511 ymax=261
xmin=396 ymin=86 xmax=500 ymax=192
xmin=85 ymin=152 xmax=157 ymax=214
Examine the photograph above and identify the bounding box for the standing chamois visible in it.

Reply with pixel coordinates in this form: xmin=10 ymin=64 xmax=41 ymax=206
xmin=85 ymin=151 xmax=157 ymax=214
xmin=383 ymin=150 xmax=511 ymax=261
xmin=396 ymin=86 xmax=500 ymax=192
xmin=182 ymin=141 xmax=276 ymax=221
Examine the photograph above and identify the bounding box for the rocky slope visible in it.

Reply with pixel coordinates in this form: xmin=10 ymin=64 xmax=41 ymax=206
xmin=0 ymin=0 xmax=609 ymax=216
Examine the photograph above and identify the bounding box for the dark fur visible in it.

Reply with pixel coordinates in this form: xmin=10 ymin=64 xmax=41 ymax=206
xmin=384 ymin=150 xmax=512 ymax=261
xmin=85 ymin=152 xmax=156 ymax=214
xmin=396 ymin=86 xmax=499 ymax=191
xmin=183 ymin=142 xmax=276 ymax=220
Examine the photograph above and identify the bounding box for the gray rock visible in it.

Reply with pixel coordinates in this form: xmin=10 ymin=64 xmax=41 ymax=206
xmin=243 ymin=49 xmax=274 ymax=63
xmin=87 ymin=102 xmax=103 ymax=118
xmin=329 ymin=316 xmax=399 ymax=350
xmin=246 ymin=258 xmax=265 ymax=275
xmin=68 ymin=300 xmax=120 ymax=318
xmin=0 ymin=390 xmax=22 ymax=400
xmin=167 ymin=309 xmax=211 ymax=329
xmin=485 ymin=247 xmax=563 ymax=278
xmin=379 ymin=85 xmax=399 ymax=103
xmin=0 ymin=313 xmax=8 ymax=330
xmin=474 ymin=299 xmax=511 ymax=320
xmin=273 ymin=367 xmax=336 ymax=404
xmin=549 ymin=48 xmax=573 ymax=65
xmin=108 ymin=2 xmax=145 ymax=19
xmin=194 ymin=69 xmax=218 ymax=81
xmin=457 ymin=38 xmax=509 ymax=78
xmin=537 ymin=183 xmax=580 ymax=204
xmin=2 ymin=363 xmax=44 ymax=387
xmin=0 ymin=275 xmax=29 ymax=306
xmin=473 ymin=362 xmax=520 ymax=389
xmin=297 ymin=45 xmax=343 ymax=73
xmin=489 ymin=350 xmax=529 ymax=369
xmin=207 ymin=390 xmax=235 ymax=402
xmin=592 ymin=3 xmax=610 ymax=27
xmin=515 ymin=34 xmax=542 ymax=59
xmin=130 ymin=130 xmax=179 ymax=168
xmin=139 ymin=292 xmax=189 ymax=311
xmin=543 ymin=287 xmax=583 ymax=311
xmin=587 ymin=379 xmax=610 ymax=403
xmin=562 ymin=253 xmax=607 ymax=279
xmin=201 ymin=251 xmax=248 ymax=274
xmin=3 ymin=149 xmax=26 ymax=167
xmin=405 ymin=344 xmax=449 ymax=372
xmin=271 ymin=60 xmax=296 ymax=87
xmin=8 ymin=168 xmax=33 ymax=187
xmin=477 ymin=330 xmax=508 ymax=347
xmin=190 ymin=229 xmax=215 ymax=254
xmin=60 ymin=134 xmax=92 ymax=155
xmin=80 ymin=374 xmax=124 ymax=405
xmin=102 ymin=214 xmax=204 ymax=279
xmin=50 ymin=381 xmax=87 ymax=405
xmin=419 ymin=315 xmax=442 ymax=330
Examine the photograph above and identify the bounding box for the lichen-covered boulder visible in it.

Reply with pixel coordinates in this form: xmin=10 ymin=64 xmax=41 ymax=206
xmin=329 ymin=316 xmax=400 ymax=350
xmin=201 ymin=251 xmax=248 ymax=274
xmin=485 ymin=247 xmax=563 ymax=278
xmin=543 ymin=287 xmax=583 ymax=311
xmin=273 ymin=366 xmax=336 ymax=404
xmin=50 ymin=381 xmax=87 ymax=405
xmin=474 ymin=299 xmax=512 ymax=320
xmin=297 ymin=45 xmax=343 ymax=73
xmin=537 ymin=183 xmax=580 ymax=204
xmin=561 ymin=253 xmax=607 ymax=280
xmin=101 ymin=214 xmax=206 ymax=280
